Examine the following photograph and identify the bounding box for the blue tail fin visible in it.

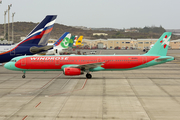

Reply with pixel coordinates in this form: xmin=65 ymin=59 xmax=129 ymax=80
xmin=18 ymin=15 xmax=57 ymax=46
xmin=54 ymin=32 xmax=70 ymax=47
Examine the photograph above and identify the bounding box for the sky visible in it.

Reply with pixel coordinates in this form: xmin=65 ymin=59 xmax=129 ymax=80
xmin=0 ymin=0 xmax=180 ymax=29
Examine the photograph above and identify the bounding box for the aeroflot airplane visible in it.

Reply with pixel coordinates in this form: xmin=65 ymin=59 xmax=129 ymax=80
xmin=4 ymin=32 xmax=174 ymax=79
xmin=0 ymin=15 xmax=57 ymax=63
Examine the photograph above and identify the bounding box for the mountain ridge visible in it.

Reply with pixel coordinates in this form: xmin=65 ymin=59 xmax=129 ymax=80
xmin=0 ymin=22 xmax=179 ymax=43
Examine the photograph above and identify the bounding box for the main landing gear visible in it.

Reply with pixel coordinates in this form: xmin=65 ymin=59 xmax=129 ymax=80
xmin=22 ymin=71 xmax=26 ymax=78
xmin=86 ymin=73 xmax=92 ymax=79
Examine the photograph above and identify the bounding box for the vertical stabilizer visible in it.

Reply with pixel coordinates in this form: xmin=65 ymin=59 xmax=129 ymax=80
xmin=60 ymin=34 xmax=71 ymax=49
xmin=75 ymin=36 xmax=83 ymax=45
xmin=54 ymin=32 xmax=70 ymax=47
xmin=55 ymin=33 xmax=71 ymax=49
xmin=145 ymin=32 xmax=172 ymax=56
xmin=73 ymin=36 xmax=78 ymax=46
xmin=68 ymin=36 xmax=75 ymax=47
xmin=19 ymin=15 xmax=57 ymax=46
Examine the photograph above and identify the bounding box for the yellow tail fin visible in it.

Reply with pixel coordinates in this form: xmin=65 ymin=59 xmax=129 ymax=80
xmin=75 ymin=36 xmax=83 ymax=46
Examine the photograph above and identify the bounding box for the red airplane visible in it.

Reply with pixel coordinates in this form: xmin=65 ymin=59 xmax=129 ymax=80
xmin=4 ymin=32 xmax=174 ymax=79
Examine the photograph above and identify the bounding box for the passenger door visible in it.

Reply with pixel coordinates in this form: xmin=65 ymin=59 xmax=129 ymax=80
xmin=97 ymin=58 xmax=102 ymax=63
xmin=21 ymin=58 xmax=26 ymax=66
xmin=142 ymin=56 xmax=147 ymax=64
xmin=55 ymin=59 xmax=60 ymax=66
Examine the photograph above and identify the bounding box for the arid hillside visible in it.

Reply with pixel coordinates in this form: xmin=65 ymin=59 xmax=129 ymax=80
xmin=0 ymin=22 xmax=179 ymax=43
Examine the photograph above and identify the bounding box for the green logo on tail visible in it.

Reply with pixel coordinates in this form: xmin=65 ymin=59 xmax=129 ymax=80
xmin=61 ymin=37 xmax=70 ymax=48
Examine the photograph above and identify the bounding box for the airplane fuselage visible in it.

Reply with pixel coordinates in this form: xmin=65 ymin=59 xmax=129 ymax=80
xmin=5 ymin=55 xmax=174 ymax=72
xmin=0 ymin=44 xmax=45 ymax=63
xmin=4 ymin=32 xmax=174 ymax=79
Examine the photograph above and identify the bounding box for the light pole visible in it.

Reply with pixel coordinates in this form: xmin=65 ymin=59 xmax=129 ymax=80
xmin=12 ymin=12 xmax=15 ymax=44
xmin=8 ymin=4 xmax=12 ymax=44
xmin=4 ymin=10 xmax=7 ymax=40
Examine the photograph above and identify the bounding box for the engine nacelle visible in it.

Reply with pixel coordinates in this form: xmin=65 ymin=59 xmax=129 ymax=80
xmin=63 ymin=68 xmax=84 ymax=76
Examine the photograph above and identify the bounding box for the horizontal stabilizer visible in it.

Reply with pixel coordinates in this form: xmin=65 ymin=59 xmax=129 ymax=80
xmin=154 ymin=57 xmax=174 ymax=62
xmin=30 ymin=45 xmax=53 ymax=53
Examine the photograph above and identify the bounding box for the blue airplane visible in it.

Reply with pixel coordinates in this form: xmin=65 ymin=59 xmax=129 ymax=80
xmin=0 ymin=15 xmax=57 ymax=63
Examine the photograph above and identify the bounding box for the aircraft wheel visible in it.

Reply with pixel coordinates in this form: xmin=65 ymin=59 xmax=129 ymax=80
xmin=86 ymin=73 xmax=92 ymax=79
xmin=22 ymin=75 xmax=25 ymax=78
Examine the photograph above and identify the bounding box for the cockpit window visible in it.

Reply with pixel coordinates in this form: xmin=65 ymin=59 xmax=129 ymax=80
xmin=11 ymin=60 xmax=16 ymax=62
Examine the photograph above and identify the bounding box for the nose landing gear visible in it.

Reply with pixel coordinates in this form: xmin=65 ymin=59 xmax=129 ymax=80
xmin=22 ymin=71 xmax=26 ymax=78
xmin=22 ymin=75 xmax=25 ymax=78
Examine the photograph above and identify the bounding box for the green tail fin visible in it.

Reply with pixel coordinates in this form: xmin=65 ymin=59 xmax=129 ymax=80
xmin=60 ymin=34 xmax=71 ymax=49
xmin=145 ymin=32 xmax=172 ymax=56
xmin=68 ymin=35 xmax=75 ymax=47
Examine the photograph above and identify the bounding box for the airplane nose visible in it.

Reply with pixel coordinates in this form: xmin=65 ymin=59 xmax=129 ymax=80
xmin=4 ymin=62 xmax=13 ymax=70
xmin=4 ymin=62 xmax=10 ymax=69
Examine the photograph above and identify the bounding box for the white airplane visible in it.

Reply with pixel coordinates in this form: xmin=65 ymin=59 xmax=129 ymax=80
xmin=45 ymin=32 xmax=71 ymax=55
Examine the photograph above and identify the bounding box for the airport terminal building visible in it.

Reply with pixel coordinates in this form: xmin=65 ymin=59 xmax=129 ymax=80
xmin=82 ymin=38 xmax=159 ymax=49
xmin=81 ymin=38 xmax=180 ymax=49
xmin=2 ymin=37 xmax=179 ymax=50
xmin=45 ymin=38 xmax=180 ymax=50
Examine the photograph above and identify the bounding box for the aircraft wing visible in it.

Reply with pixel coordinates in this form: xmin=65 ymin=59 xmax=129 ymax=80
xmin=154 ymin=57 xmax=174 ymax=62
xmin=70 ymin=62 xmax=104 ymax=70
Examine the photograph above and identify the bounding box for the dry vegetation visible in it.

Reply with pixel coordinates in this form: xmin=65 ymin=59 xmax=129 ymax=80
xmin=0 ymin=22 xmax=179 ymax=43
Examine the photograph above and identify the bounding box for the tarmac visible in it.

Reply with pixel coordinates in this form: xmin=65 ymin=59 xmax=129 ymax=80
xmin=0 ymin=49 xmax=180 ymax=120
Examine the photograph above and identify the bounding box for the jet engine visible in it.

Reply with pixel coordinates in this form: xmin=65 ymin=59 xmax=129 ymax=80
xmin=63 ymin=68 xmax=84 ymax=76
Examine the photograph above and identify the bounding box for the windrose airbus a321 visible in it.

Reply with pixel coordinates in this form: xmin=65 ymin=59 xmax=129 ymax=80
xmin=4 ymin=32 xmax=174 ymax=79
